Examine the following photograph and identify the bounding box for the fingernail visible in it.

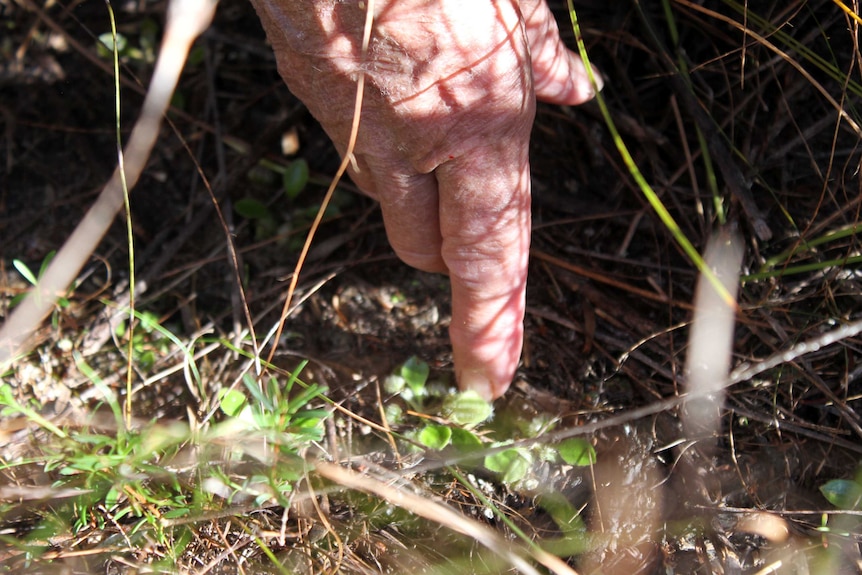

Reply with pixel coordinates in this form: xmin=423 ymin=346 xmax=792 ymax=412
xmin=459 ymin=370 xmax=509 ymax=401
xmin=574 ymin=57 xmax=604 ymax=99
xmin=591 ymin=65 xmax=605 ymax=93
xmin=459 ymin=369 xmax=491 ymax=401
xmin=578 ymin=64 xmax=604 ymax=97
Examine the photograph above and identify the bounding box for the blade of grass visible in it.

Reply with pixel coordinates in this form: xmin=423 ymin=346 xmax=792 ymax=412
xmin=720 ymin=0 xmax=862 ymax=99
xmin=744 ymin=254 xmax=862 ymax=282
xmin=831 ymin=0 xmax=862 ymax=27
xmin=660 ymin=0 xmax=724 ymax=225
xmin=566 ymin=1 xmax=737 ymax=308
xmin=0 ymin=383 xmax=68 ymax=439
xmin=104 ymin=0 xmax=137 ymax=430
xmin=639 ymin=1 xmax=771 ymax=241
xmin=759 ymin=222 xmax=862 ymax=272
xmin=682 ymin=0 xmax=862 ymax=134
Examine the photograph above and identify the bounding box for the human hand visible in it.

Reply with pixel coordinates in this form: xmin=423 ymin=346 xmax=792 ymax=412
xmin=250 ymin=0 xmax=599 ymax=399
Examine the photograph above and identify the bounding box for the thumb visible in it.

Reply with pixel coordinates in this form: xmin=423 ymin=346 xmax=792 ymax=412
xmin=522 ymin=0 xmax=602 ymax=105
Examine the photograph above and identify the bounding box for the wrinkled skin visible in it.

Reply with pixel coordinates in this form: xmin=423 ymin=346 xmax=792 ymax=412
xmin=249 ymin=0 xmax=598 ymax=400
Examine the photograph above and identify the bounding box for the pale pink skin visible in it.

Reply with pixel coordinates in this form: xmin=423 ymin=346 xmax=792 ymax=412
xmin=250 ymin=0 xmax=598 ymax=400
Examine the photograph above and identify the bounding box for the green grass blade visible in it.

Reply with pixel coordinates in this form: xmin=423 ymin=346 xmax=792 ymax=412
xmin=567 ymin=1 xmax=736 ymax=307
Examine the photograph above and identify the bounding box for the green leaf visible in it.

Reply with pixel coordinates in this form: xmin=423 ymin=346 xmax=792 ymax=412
xmin=383 ymin=403 xmax=403 ymax=424
xmin=399 ymin=356 xmax=430 ymax=392
xmin=242 ymin=373 xmax=274 ymax=411
xmin=383 ymin=374 xmax=406 ymax=395
xmin=105 ymin=486 xmax=123 ymax=508
xmin=283 ymin=159 xmax=310 ymax=200
xmin=138 ymin=350 xmax=155 ymax=371
xmin=450 ymin=427 xmax=482 ymax=452
xmin=138 ymin=18 xmax=159 ymax=57
xmin=449 ymin=428 xmax=484 ymax=467
xmin=12 ymin=259 xmax=38 ymax=286
xmin=442 ymin=390 xmax=492 ymax=426
xmin=218 ymin=388 xmax=247 ymax=417
xmin=295 ymin=203 xmax=341 ymax=224
xmin=418 ymin=425 xmax=452 ymax=450
xmin=8 ymin=293 xmax=26 ymax=308
xmin=484 ymin=448 xmax=531 ymax=484
xmin=169 ymin=526 xmax=195 ymax=558
xmin=557 ymin=438 xmax=596 ymax=467
xmin=537 ymin=490 xmax=587 ymax=534
xmin=483 ymin=447 xmax=517 ymax=473
xmin=820 ymin=479 xmax=862 ymax=510
xmin=171 ymin=91 xmax=186 ymax=110
xmin=138 ymin=310 xmax=160 ymax=332
xmin=234 ymin=198 xmax=271 ymax=220
xmin=37 ymin=251 xmax=56 ymax=279
xmin=286 ymin=383 xmax=324 ymax=415
xmin=187 ymin=45 xmax=206 ymax=67
xmin=162 ymin=508 xmax=191 ymax=519
xmin=96 ymin=32 xmax=127 ymax=58
xmin=72 ymin=432 xmax=115 ymax=447
xmin=293 ymin=409 xmax=328 ymax=425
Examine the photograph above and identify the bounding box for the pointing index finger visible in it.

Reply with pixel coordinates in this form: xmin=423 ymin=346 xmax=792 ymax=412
xmin=435 ymin=137 xmax=532 ymax=400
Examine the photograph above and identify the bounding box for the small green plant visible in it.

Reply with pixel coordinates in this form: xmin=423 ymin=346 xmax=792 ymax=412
xmin=114 ymin=310 xmax=171 ymax=372
xmin=1 ymin=374 xmax=197 ymax=541
xmin=479 ymin=437 xmax=596 ymax=486
xmin=814 ymin=469 xmax=862 ymax=564
xmin=235 ymin=158 xmax=336 ymax=245
xmin=384 ymin=354 xmax=434 ymax=407
xmin=104 ymin=306 xmax=203 ymax=395
xmin=0 ymin=359 xmax=329 ymax=564
xmin=248 ymin=157 xmax=310 ymax=199
xmin=820 ymin=470 xmax=862 ymax=511
xmin=417 ymin=424 xmax=452 ymax=451
xmin=483 ymin=447 xmax=534 ymax=485
xmin=557 ymin=437 xmax=598 ymax=467
xmin=96 ymin=18 xmax=160 ymax=64
xmin=442 ymin=389 xmax=493 ymax=426
xmin=282 ymin=157 xmax=310 ymax=200
xmin=0 ymin=383 xmax=67 ymax=439
xmin=234 ymin=197 xmax=281 ymax=241
xmin=216 ymin=362 xmax=328 ymax=453
xmin=385 ymin=357 xmax=597 ymax=487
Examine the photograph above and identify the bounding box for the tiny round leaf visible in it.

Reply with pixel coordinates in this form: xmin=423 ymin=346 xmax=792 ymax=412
xmin=418 ymin=425 xmax=452 ymax=450
xmin=442 ymin=390 xmax=492 ymax=426
xmin=234 ymin=198 xmax=270 ymax=220
xmin=283 ymin=159 xmax=310 ymax=200
xmin=484 ymin=448 xmax=531 ymax=484
xmin=820 ymin=479 xmax=862 ymax=510
xmin=218 ymin=388 xmax=247 ymax=417
xmin=557 ymin=438 xmax=597 ymax=467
